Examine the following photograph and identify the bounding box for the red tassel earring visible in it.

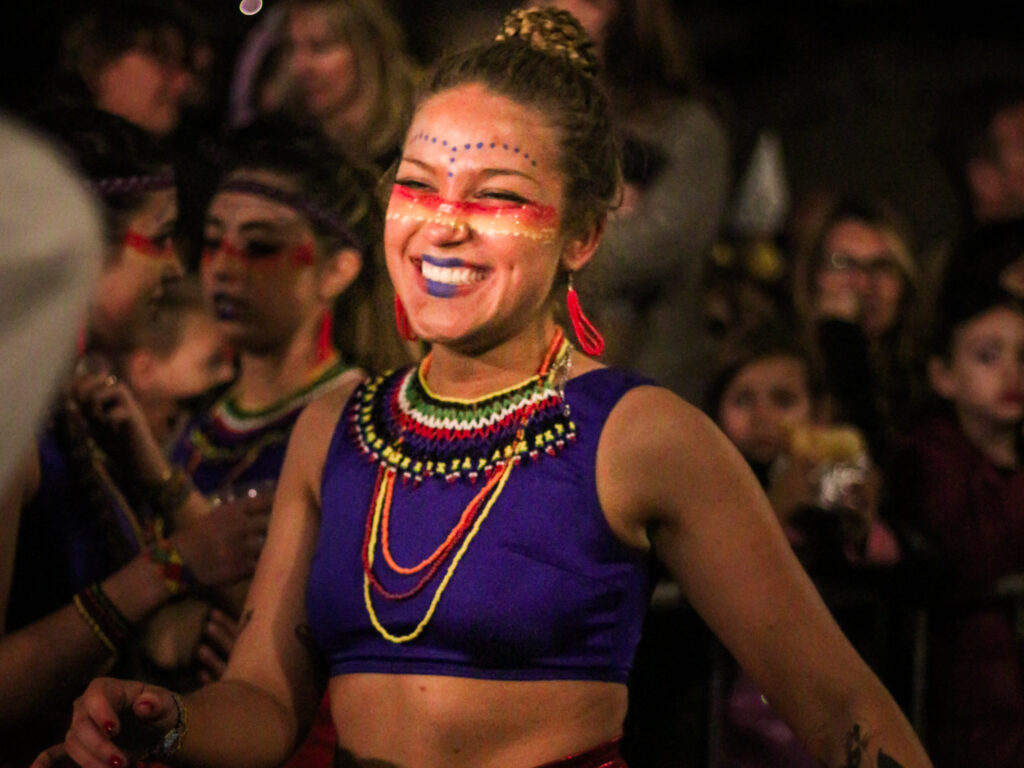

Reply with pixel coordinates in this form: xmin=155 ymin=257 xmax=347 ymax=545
xmin=394 ymin=295 xmax=417 ymax=341
xmin=566 ymin=273 xmax=604 ymax=356
xmin=316 ymin=309 xmax=334 ymax=364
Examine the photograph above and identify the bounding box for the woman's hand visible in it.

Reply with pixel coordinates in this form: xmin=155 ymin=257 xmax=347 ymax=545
xmin=172 ymin=492 xmax=271 ymax=587
xmin=31 ymin=678 xmax=180 ymax=768
xmin=70 ymin=362 xmax=169 ymax=488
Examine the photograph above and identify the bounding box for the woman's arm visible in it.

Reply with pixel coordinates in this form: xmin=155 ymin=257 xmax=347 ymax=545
xmin=35 ymin=383 xmax=356 ymax=768
xmin=596 ymin=386 xmax=932 ymax=768
xmin=1 ymin=489 xmax=265 ymax=733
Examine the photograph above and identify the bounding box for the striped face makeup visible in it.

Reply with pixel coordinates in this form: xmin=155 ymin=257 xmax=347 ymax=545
xmin=387 ymin=184 xmax=558 ymax=245
xmin=387 ymin=132 xmax=559 ymax=246
xmin=385 ymin=84 xmax=579 ymax=345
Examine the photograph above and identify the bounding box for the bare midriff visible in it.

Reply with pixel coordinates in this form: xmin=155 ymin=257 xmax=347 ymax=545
xmin=329 ymin=674 xmax=628 ymax=767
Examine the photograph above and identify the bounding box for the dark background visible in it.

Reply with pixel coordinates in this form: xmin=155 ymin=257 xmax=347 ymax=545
xmin=3 ymin=1 xmax=1023 ymax=249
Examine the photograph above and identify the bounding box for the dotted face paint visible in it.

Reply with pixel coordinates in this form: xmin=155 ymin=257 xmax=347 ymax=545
xmin=388 ymin=133 xmax=559 ymax=243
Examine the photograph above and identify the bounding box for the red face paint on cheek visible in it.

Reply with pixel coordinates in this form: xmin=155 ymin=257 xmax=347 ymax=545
xmin=387 ymin=185 xmax=558 ymax=242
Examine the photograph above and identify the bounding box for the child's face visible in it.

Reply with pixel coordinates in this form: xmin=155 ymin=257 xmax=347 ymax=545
xmin=717 ymin=355 xmax=814 ymax=466
xmin=135 ymin=311 xmax=235 ymax=404
xmin=930 ymin=305 xmax=1024 ymax=427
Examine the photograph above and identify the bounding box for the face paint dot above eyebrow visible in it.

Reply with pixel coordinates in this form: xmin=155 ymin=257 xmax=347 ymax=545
xmin=448 ymin=172 xmax=454 ymax=177
xmin=450 ymin=157 xmax=456 ymax=162
xmin=514 ymin=147 xmax=520 ymax=153
xmin=442 ymin=140 xmax=448 ymax=146
xmin=432 ymin=137 xmax=437 ymax=143
xmin=476 ymin=142 xmax=483 ymax=149
xmin=490 ymin=142 xmax=495 ymax=148
xmin=464 ymin=143 xmax=471 ymax=150
xmin=503 ymin=144 xmax=508 ymax=150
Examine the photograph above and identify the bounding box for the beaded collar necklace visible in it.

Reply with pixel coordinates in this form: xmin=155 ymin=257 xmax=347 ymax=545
xmin=351 ymin=327 xmax=576 ymax=642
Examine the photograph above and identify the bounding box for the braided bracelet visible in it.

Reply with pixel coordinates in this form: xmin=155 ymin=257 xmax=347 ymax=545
xmin=147 ymin=536 xmax=196 ymax=596
xmin=72 ymin=583 xmax=131 ymax=658
xmin=143 ymin=692 xmax=189 ymax=760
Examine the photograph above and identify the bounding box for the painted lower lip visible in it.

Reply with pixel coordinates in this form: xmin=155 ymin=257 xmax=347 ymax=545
xmin=424 ymin=278 xmax=460 ymax=298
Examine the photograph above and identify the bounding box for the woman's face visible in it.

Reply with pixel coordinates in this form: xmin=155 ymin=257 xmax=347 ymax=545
xmin=285 ymin=5 xmax=360 ymax=118
xmin=91 ymin=187 xmax=182 ymax=348
xmin=384 ymin=83 xmax=588 ymax=351
xmin=92 ymin=34 xmax=194 ymax=138
xmin=717 ymin=355 xmax=813 ymax=466
xmin=816 ymin=218 xmax=906 ymax=339
xmin=201 ymin=171 xmax=324 ymax=354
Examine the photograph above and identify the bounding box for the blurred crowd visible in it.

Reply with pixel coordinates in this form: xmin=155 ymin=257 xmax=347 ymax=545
xmin=1 ymin=1 xmax=1023 ymax=767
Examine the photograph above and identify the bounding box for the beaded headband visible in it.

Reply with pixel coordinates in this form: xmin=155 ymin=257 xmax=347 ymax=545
xmin=216 ymin=178 xmax=365 ymax=253
xmin=88 ymin=171 xmax=176 ymax=197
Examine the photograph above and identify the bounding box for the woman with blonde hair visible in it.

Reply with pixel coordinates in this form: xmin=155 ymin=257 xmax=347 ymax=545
xmin=279 ymin=0 xmax=420 ymax=172
xmin=790 ymin=193 xmax=928 ymax=464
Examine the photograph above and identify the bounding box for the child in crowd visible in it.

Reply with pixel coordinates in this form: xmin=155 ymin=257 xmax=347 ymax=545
xmin=98 ymin=274 xmax=235 ymax=451
xmin=706 ymin=322 xmax=901 ymax=768
xmin=888 ymin=279 xmax=1024 ymax=768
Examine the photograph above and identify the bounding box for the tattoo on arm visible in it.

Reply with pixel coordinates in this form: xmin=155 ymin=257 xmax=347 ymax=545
xmin=844 ymin=723 xmax=867 ymax=767
xmin=877 ymin=750 xmax=904 ymax=768
xmin=839 ymin=724 xmax=906 ymax=768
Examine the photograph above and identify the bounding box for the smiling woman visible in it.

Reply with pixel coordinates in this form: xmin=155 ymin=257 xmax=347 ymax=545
xmin=36 ymin=9 xmax=934 ymax=768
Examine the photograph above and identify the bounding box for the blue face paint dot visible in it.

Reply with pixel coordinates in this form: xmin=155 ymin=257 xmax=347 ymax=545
xmin=490 ymin=142 xmax=495 ymax=148
xmin=514 ymin=147 xmax=520 ymax=153
xmin=432 ymin=137 xmax=437 ymax=143
xmin=464 ymin=143 xmax=471 ymax=150
xmin=503 ymin=144 xmax=508 ymax=150
xmin=448 ymin=172 xmax=454 ymax=177
xmin=477 ymin=142 xmax=483 ymax=149
xmin=442 ymin=140 xmax=447 ymax=146
xmin=450 ymin=157 xmax=455 ymax=163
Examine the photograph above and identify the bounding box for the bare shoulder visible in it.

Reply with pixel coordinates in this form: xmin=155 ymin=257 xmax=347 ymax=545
xmin=596 ymin=382 xmax=763 ymax=544
xmin=285 ymin=370 xmax=367 ymax=496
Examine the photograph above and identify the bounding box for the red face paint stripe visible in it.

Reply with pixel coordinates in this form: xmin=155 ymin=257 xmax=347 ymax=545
xmin=122 ymin=230 xmax=176 ymax=260
xmin=390 ymin=184 xmax=557 ymax=227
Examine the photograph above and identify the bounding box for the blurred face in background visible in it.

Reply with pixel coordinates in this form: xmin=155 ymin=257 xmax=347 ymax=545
xmin=816 ymin=218 xmax=907 ymax=340
xmin=91 ymin=28 xmax=195 ymax=138
xmin=285 ymin=4 xmax=360 ymax=118
xmin=201 ymin=172 xmax=325 ymax=355
xmin=129 ymin=309 xmax=235 ymax=406
xmin=717 ymin=354 xmax=813 ymax=467
xmin=930 ymin=305 xmax=1024 ymax=429
xmin=91 ymin=188 xmax=183 ymax=348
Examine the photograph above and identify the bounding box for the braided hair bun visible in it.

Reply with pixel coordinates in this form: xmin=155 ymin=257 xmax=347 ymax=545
xmin=495 ymin=7 xmax=599 ymax=79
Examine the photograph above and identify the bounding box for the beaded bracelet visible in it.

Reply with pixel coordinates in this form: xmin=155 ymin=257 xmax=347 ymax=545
xmin=147 ymin=536 xmax=196 ymax=596
xmin=72 ymin=583 xmax=131 ymax=658
xmin=148 ymin=466 xmax=194 ymax=517
xmin=143 ymin=692 xmax=188 ymax=760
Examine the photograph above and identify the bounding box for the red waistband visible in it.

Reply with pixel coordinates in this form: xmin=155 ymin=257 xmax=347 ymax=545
xmin=533 ymin=738 xmax=627 ymax=768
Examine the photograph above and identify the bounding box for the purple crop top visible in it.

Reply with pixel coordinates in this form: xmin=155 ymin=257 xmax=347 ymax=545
xmin=306 ymin=366 xmax=656 ymax=683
